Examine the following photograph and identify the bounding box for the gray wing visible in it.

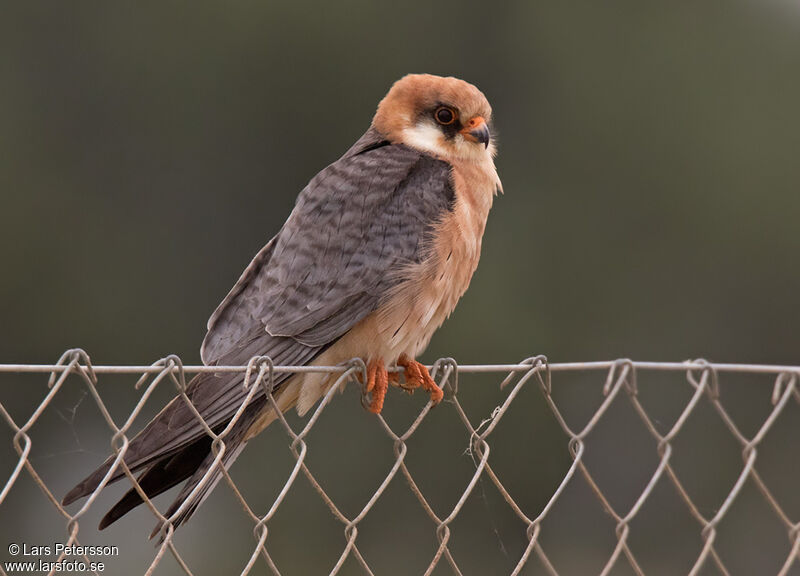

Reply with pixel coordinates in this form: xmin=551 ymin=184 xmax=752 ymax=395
xmin=63 ymin=128 xmax=456 ymax=516
xmin=150 ymin=127 xmax=455 ymax=467
xmin=202 ymin=127 xmax=455 ymax=359
xmin=64 ymin=128 xmax=456 ymax=506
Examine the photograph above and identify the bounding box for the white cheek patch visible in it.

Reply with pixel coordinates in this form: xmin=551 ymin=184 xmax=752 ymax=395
xmin=401 ymin=122 xmax=448 ymax=156
xmin=402 ymin=121 xmax=494 ymax=162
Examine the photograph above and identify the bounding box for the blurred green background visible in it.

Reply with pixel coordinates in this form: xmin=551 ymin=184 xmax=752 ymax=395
xmin=1 ymin=1 xmax=799 ymax=574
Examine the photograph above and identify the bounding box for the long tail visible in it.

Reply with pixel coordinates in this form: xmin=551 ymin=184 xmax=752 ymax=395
xmin=107 ymin=402 xmax=259 ymax=538
xmin=98 ymin=432 xmax=216 ymax=530
xmin=61 ymin=374 xmax=270 ymax=533
xmin=108 ymin=398 xmax=263 ymax=536
xmin=147 ymin=420 xmax=251 ymax=540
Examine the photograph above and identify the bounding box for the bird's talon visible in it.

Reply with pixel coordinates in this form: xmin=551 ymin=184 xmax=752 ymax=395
xmin=366 ymin=361 xmax=377 ymax=392
xmin=366 ymin=358 xmax=388 ymax=414
xmin=397 ymin=354 xmax=443 ymax=406
xmin=428 ymin=385 xmax=444 ymax=406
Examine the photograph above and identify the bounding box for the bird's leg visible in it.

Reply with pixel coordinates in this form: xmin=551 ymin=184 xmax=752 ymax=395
xmin=366 ymin=358 xmax=389 ymax=414
xmin=397 ymin=354 xmax=444 ymax=406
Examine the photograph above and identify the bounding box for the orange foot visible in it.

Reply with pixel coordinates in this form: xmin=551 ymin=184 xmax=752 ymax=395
xmin=366 ymin=358 xmax=389 ymax=414
xmin=397 ymin=354 xmax=444 ymax=406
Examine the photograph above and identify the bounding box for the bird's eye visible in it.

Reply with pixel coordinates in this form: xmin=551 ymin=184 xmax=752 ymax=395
xmin=434 ymin=107 xmax=456 ymax=125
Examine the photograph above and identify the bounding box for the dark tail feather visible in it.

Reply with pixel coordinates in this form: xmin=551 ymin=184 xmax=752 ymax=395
xmin=62 ymin=460 xmax=116 ymax=507
xmin=62 ymin=371 xmax=237 ymax=507
xmin=62 ymin=402 xmax=196 ymax=506
xmin=150 ymin=431 xmax=249 ymax=541
xmin=98 ymin=434 xmax=215 ymax=530
xmin=61 ymin=413 xmax=211 ymax=508
xmin=63 ymin=385 xmax=267 ymax=537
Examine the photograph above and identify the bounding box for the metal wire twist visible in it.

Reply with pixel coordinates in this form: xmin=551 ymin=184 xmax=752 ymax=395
xmin=1 ymin=351 xmax=799 ymax=575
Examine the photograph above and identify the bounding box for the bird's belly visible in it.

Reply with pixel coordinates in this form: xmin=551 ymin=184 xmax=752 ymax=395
xmin=379 ymin=248 xmax=480 ymax=358
xmin=375 ymin=177 xmax=493 ymax=360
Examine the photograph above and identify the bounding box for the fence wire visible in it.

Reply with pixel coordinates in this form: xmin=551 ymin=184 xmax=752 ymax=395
xmin=1 ymin=350 xmax=799 ymax=575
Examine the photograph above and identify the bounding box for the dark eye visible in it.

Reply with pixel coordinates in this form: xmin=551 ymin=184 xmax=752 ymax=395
xmin=434 ymin=107 xmax=456 ymax=125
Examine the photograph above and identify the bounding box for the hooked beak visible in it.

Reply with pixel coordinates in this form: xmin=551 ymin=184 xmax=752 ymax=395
xmin=460 ymin=116 xmax=490 ymax=148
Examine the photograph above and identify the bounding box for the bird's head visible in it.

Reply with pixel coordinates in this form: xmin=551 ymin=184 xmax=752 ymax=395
xmin=372 ymin=74 xmax=495 ymax=162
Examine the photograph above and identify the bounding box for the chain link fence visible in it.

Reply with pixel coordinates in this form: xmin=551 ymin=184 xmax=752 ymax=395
xmin=1 ymin=350 xmax=799 ymax=575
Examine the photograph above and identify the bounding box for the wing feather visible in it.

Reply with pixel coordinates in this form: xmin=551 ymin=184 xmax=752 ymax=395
xmin=63 ymin=128 xmax=456 ymax=506
xmin=203 ymin=127 xmax=454 ymax=356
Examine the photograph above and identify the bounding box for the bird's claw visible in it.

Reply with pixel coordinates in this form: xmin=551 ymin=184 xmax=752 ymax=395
xmin=397 ymin=354 xmax=444 ymax=406
xmin=390 ymin=372 xmax=416 ymax=394
xmin=364 ymin=355 xmax=443 ymax=414
xmin=366 ymin=358 xmax=388 ymax=414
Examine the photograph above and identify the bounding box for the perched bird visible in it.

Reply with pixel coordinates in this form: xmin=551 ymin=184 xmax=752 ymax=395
xmin=62 ymin=73 xmax=502 ymax=534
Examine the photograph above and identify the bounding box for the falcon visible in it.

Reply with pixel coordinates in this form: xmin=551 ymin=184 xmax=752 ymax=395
xmin=63 ymin=73 xmax=502 ymax=534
